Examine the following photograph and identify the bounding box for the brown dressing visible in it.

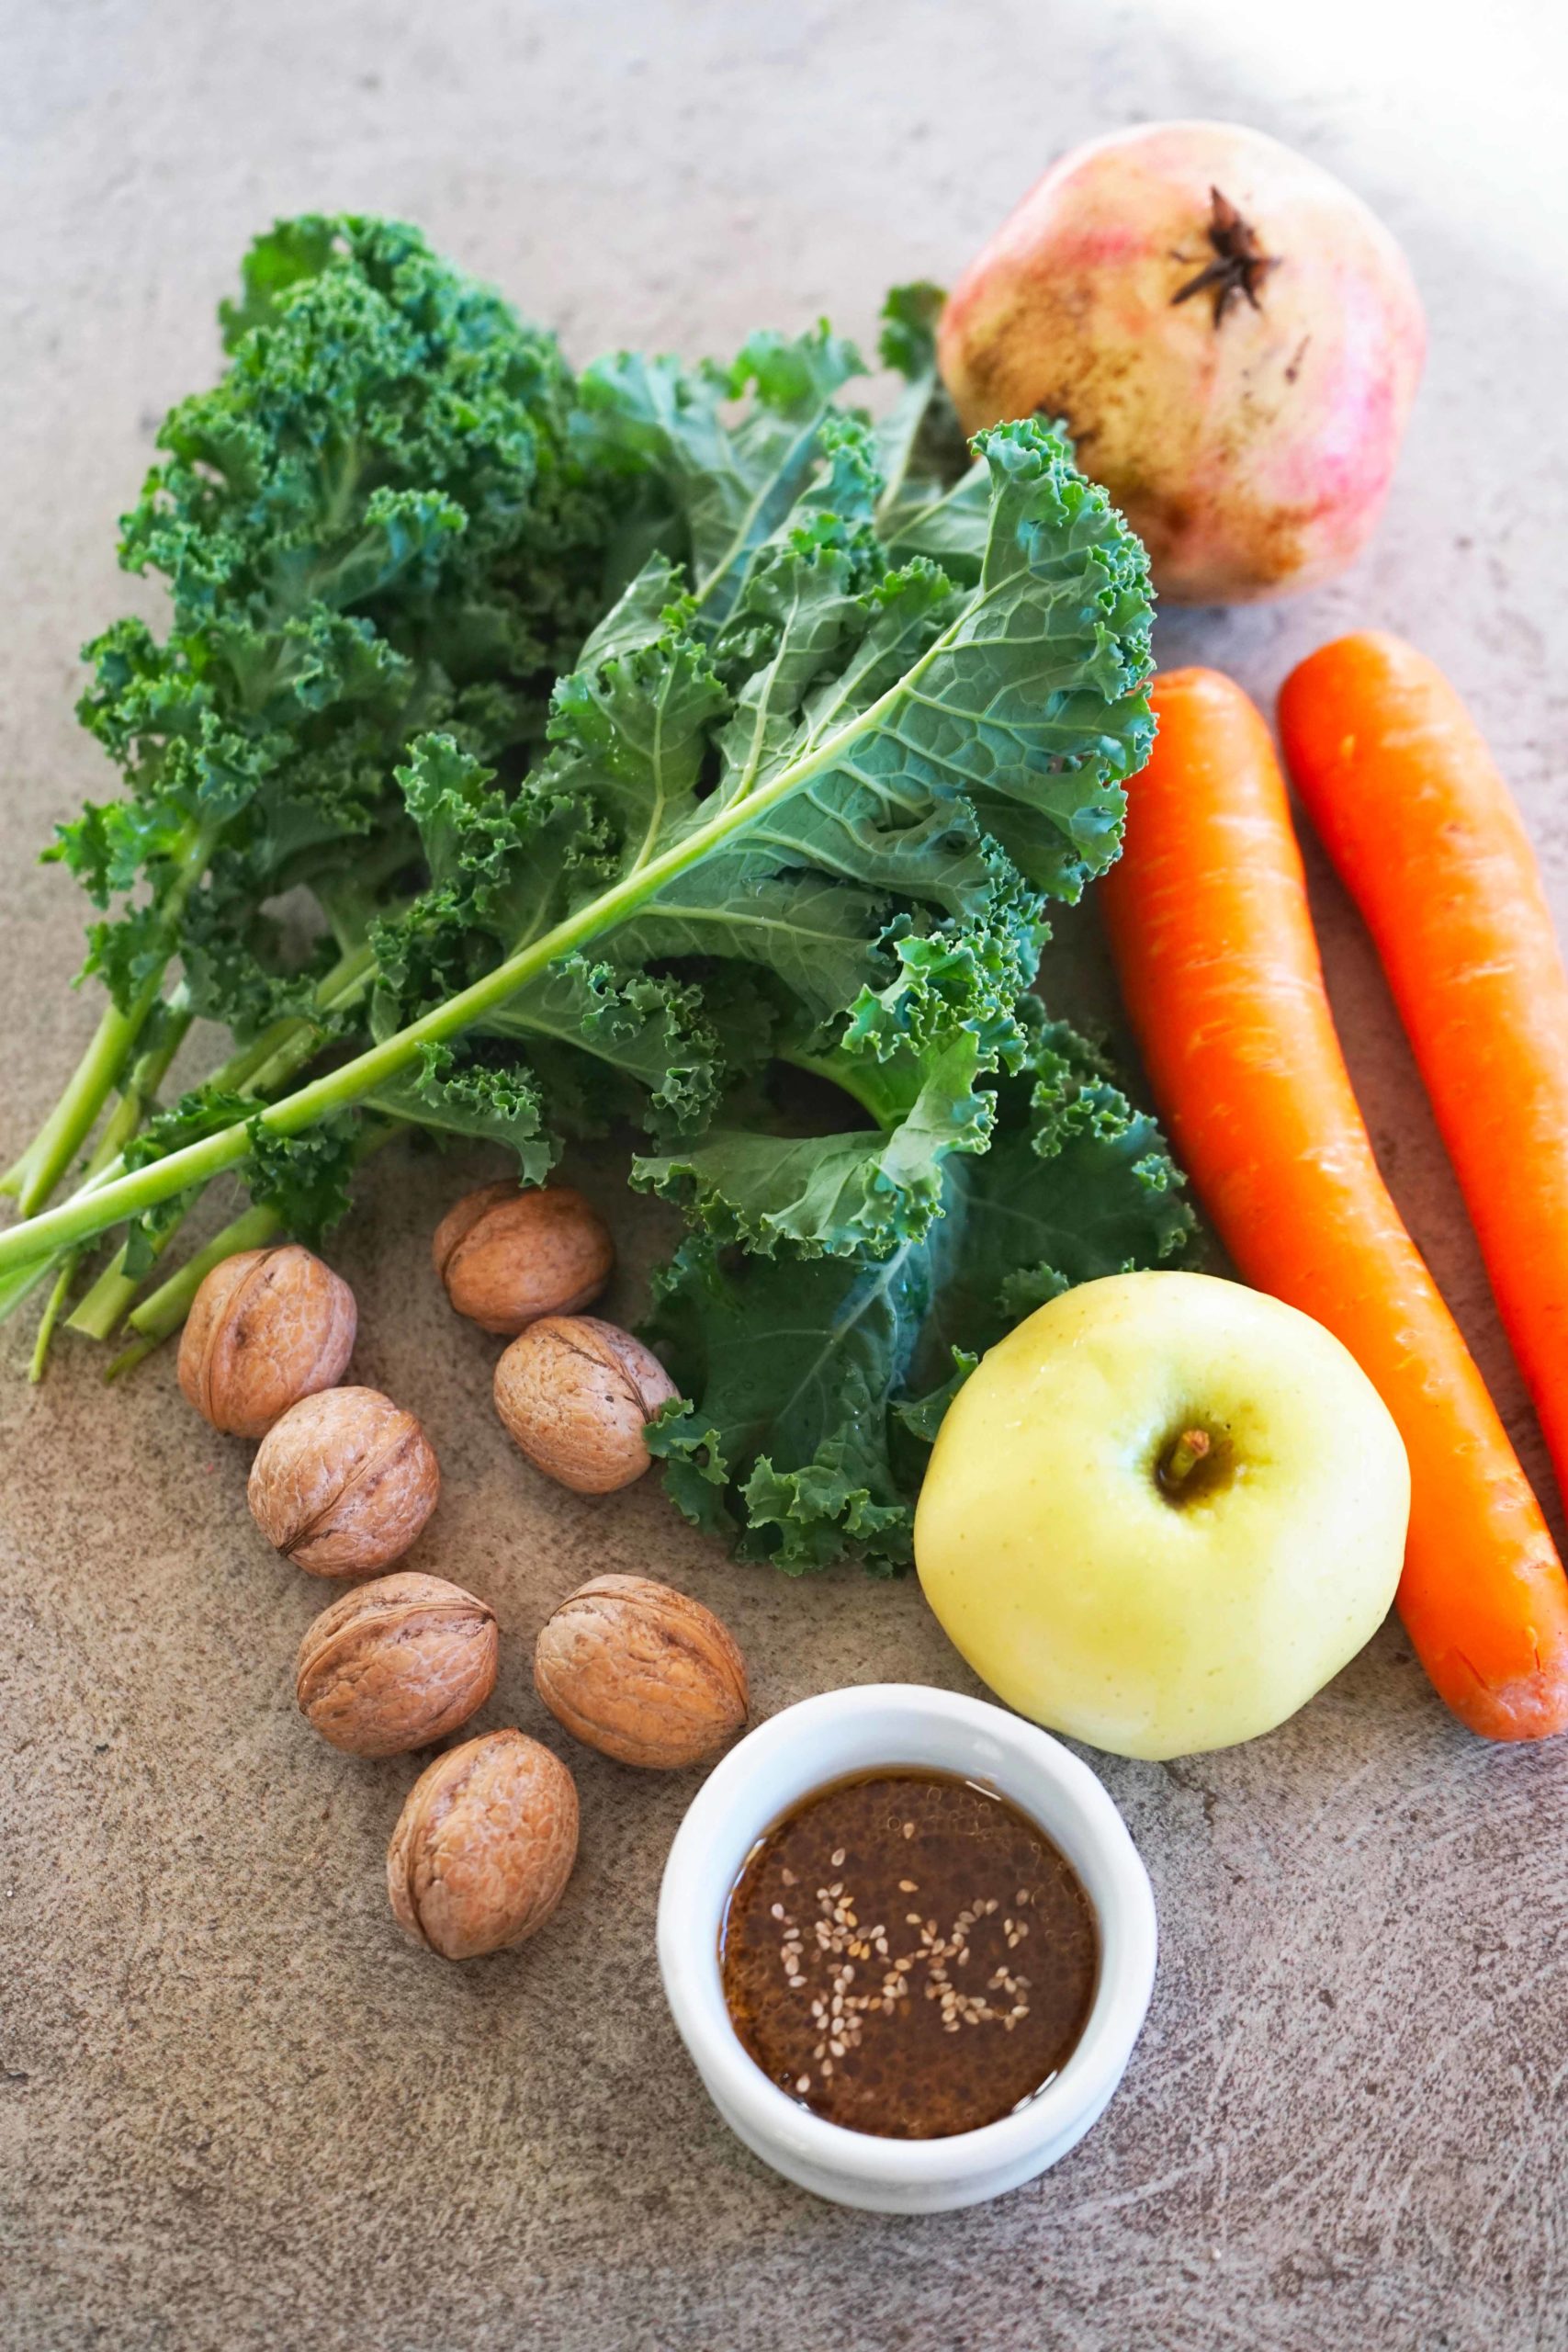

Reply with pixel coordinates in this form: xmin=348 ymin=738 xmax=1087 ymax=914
xmin=719 ymin=1770 xmax=1098 ymax=2140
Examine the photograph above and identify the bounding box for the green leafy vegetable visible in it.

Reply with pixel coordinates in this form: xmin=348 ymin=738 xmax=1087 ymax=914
xmin=5 ymin=212 xmax=612 ymax=1216
xmin=0 ymin=230 xmax=1190 ymax=1571
xmin=645 ymin=1009 xmax=1191 ymax=1572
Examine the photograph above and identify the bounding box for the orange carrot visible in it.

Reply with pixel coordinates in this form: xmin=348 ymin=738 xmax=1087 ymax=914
xmin=1101 ymin=666 xmax=1568 ymax=1741
xmin=1280 ymin=630 xmax=1568 ymax=1521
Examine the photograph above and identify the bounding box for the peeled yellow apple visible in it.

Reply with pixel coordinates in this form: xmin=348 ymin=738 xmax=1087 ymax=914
xmin=914 ymin=1272 xmax=1409 ymax=1760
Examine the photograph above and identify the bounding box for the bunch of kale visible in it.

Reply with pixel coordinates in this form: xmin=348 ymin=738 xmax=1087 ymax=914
xmin=0 ymin=221 xmax=1189 ymax=1569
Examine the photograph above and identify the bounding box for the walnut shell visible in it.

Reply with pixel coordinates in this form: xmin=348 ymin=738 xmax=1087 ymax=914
xmin=248 ymin=1387 xmax=440 ymax=1576
xmin=433 ymin=1181 xmax=615 ymax=1337
xmin=387 ymin=1728 xmax=579 ymax=1961
xmin=493 ymin=1316 xmax=679 ymax=1495
xmin=534 ymin=1573 xmax=749 ymax=1769
xmin=178 ymin=1244 xmax=356 ymax=1439
xmin=296 ymin=1572 xmax=498 ymax=1757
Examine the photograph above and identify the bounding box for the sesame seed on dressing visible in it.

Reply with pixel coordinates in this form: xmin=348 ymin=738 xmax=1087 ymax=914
xmin=717 ymin=1770 xmax=1098 ymax=2141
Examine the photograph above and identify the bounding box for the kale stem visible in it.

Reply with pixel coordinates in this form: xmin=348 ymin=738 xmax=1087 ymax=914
xmin=120 ymin=1119 xmax=397 ymax=1358
xmin=92 ymin=989 xmax=196 ymax=1163
xmin=4 ymin=822 xmax=216 ymax=1216
xmin=219 ymin=940 xmax=377 ymax=1096
xmin=3 ymin=997 xmax=142 ymax=1210
xmin=28 ymin=1257 xmax=80 ymax=1384
xmin=65 ymin=1248 xmax=152 ymax=1344
xmin=0 ymin=989 xmax=196 ymax=1342
xmin=122 ymin=1202 xmax=284 ymax=1347
xmin=64 ymin=942 xmax=378 ymax=1341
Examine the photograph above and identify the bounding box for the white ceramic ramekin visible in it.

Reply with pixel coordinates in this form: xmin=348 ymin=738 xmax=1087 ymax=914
xmin=657 ymin=1684 xmax=1156 ymax=2213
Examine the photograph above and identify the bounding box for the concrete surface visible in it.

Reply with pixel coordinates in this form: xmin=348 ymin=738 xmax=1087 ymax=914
xmin=3 ymin=4 xmax=1567 ymax=2347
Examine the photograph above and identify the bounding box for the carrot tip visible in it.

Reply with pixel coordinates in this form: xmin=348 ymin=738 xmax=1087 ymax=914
xmin=1436 ymin=1650 xmax=1568 ymax=1744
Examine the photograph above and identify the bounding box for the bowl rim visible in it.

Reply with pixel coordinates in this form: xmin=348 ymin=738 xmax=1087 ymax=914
xmin=656 ymin=1682 xmax=1156 ymax=2187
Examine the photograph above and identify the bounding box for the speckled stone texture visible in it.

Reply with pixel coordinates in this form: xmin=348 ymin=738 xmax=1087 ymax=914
xmin=3 ymin=6 xmax=1566 ymax=2347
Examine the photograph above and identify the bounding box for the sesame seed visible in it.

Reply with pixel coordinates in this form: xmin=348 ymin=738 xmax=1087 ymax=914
xmin=902 ymin=1822 xmax=915 ymax=1838
xmin=830 ymin=1849 xmax=846 ymax=1868
xmin=771 ymin=1903 xmax=785 ymax=1920
xmin=898 ymin=1880 xmax=918 ymax=1894
xmin=796 ymin=2075 xmax=811 ymax=2094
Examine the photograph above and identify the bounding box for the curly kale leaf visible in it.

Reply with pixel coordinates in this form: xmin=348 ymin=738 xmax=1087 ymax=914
xmin=874 ymin=281 xmax=993 ymax=581
xmin=242 ymin=1115 xmax=361 ymax=1247
xmin=644 ymin=1011 xmax=1194 ymax=1573
xmin=578 ymin=322 xmax=865 ymax=616
xmin=367 ymin=407 xmax=1153 ymax=1262
xmin=50 ymin=213 xmax=615 ymax=1036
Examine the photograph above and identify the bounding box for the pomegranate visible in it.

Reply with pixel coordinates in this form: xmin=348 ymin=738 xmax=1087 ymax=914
xmin=939 ymin=122 xmax=1426 ymax=604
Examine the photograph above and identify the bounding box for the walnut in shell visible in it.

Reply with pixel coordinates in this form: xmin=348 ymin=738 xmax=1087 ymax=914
xmin=493 ymin=1316 xmax=679 ymax=1494
xmin=387 ymin=1728 xmax=579 ymax=1961
xmin=433 ymin=1181 xmax=615 ymax=1336
xmin=534 ymin=1574 xmax=749 ymax=1769
xmin=296 ymin=1572 xmax=498 ymax=1757
xmin=248 ymin=1387 xmax=439 ymax=1576
xmin=177 ymin=1244 xmax=356 ymax=1438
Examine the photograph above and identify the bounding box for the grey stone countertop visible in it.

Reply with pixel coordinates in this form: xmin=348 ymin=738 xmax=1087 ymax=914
xmin=3 ymin=5 xmax=1566 ymax=2347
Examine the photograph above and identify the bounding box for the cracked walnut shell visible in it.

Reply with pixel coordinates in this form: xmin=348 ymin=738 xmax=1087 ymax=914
xmin=433 ymin=1181 xmax=615 ymax=1336
xmin=248 ymin=1386 xmax=440 ymax=1576
xmin=178 ymin=1244 xmax=356 ymax=1438
xmin=534 ymin=1574 xmax=749 ymax=1769
xmin=387 ymin=1729 xmax=579 ymax=1961
xmin=493 ymin=1316 xmax=679 ymax=1494
xmin=296 ymin=1572 xmax=498 ymax=1758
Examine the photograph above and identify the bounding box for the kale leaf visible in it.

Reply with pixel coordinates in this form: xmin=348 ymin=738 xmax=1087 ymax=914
xmin=645 ymin=1009 xmax=1191 ymax=1573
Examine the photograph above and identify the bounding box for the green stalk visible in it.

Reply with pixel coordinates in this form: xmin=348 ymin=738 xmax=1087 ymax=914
xmin=107 ymin=1114 xmax=397 ymax=1378
xmin=2 ymin=998 xmax=141 ymax=1205
xmin=69 ymin=1238 xmax=182 ymax=1346
xmin=105 ymin=1204 xmax=284 ymax=1382
xmin=5 ymin=989 xmax=197 ymax=1359
xmin=3 ymin=823 xmax=216 ymax=1216
xmin=203 ymin=937 xmax=378 ymax=1100
xmin=0 ymin=656 xmax=939 ymax=1280
xmin=64 ymin=944 xmax=375 ymax=1343
xmin=123 ymin=1202 xmax=284 ymax=1348
xmin=101 ymin=1333 xmax=159 ymax=1383
xmin=28 ymin=1261 xmax=78 ymax=1384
